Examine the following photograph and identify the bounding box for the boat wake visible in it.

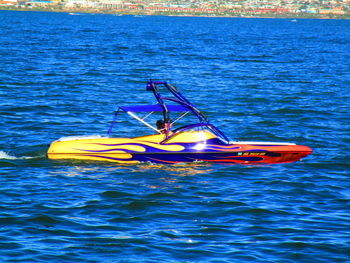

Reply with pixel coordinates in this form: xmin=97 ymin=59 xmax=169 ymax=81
xmin=0 ymin=151 xmax=18 ymax=160
xmin=0 ymin=150 xmax=43 ymax=160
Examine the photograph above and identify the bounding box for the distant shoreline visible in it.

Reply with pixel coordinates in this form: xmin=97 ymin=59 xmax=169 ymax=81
xmin=1 ymin=7 xmax=349 ymax=20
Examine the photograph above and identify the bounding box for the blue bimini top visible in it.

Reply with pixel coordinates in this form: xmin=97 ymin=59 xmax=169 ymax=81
xmin=119 ymin=104 xmax=190 ymax=113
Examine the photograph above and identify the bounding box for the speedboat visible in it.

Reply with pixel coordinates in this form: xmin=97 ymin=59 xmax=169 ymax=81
xmin=47 ymin=80 xmax=312 ymax=164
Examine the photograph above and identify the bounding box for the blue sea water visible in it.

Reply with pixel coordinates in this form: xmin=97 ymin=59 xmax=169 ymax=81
xmin=0 ymin=10 xmax=350 ymax=262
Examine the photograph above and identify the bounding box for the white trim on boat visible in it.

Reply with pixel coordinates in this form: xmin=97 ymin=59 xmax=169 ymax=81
xmin=229 ymin=141 xmax=296 ymax=145
xmin=55 ymin=135 xmax=104 ymax=142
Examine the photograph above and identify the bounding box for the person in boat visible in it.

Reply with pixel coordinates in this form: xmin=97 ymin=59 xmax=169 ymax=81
xmin=156 ymin=120 xmax=173 ymax=134
xmin=156 ymin=120 xmax=165 ymax=133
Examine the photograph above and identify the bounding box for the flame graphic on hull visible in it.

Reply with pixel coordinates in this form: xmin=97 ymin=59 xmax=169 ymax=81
xmin=48 ymin=132 xmax=312 ymax=164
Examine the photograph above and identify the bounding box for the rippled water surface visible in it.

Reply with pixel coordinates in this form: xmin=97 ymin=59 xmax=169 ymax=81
xmin=1 ymin=11 xmax=350 ymax=262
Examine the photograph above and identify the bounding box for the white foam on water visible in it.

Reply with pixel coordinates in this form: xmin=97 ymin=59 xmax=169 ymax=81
xmin=0 ymin=151 xmax=18 ymax=160
xmin=0 ymin=150 xmax=37 ymax=160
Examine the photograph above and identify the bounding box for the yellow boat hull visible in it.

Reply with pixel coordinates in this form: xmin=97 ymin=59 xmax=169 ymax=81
xmin=47 ymin=131 xmax=312 ymax=164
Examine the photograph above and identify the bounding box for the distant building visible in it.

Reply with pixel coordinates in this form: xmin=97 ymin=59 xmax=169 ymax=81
xmin=65 ymin=0 xmax=97 ymax=8
xmin=0 ymin=0 xmax=17 ymax=6
xmin=27 ymin=0 xmax=51 ymax=7
xmin=99 ymin=0 xmax=123 ymax=9
xmin=319 ymin=7 xmax=345 ymax=15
